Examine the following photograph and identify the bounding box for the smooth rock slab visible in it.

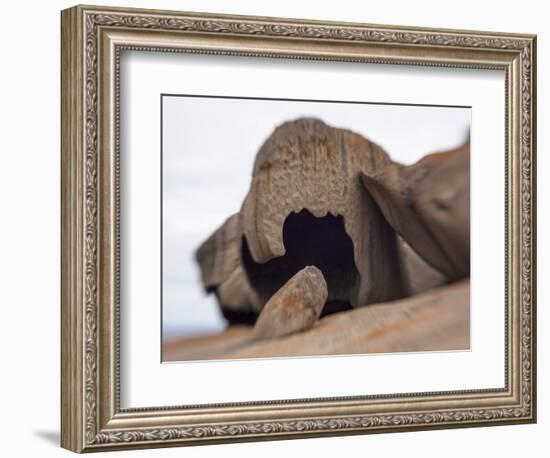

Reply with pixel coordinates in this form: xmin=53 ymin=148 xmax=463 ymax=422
xmin=162 ymin=280 xmax=470 ymax=361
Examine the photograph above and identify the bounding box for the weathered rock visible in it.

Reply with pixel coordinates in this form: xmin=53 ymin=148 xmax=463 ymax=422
xmin=240 ymin=118 xmax=407 ymax=307
xmin=163 ymin=280 xmax=470 ymax=361
xmin=253 ymin=266 xmax=328 ymax=339
xmin=195 ymin=214 xmax=261 ymax=323
xmin=396 ymin=237 xmax=447 ymax=295
xmin=195 ymin=213 xmax=241 ymax=292
xmin=194 ymin=119 xmax=470 ymax=324
xmin=361 ymin=141 xmax=470 ymax=280
xmin=215 ymin=265 xmax=260 ymax=321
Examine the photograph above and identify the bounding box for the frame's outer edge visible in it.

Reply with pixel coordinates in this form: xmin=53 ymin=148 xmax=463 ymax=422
xmin=532 ymin=36 xmax=537 ymax=423
xmin=61 ymin=6 xmax=86 ymax=453
xmin=60 ymin=3 xmax=537 ymax=453
xmin=526 ymin=35 xmax=537 ymax=422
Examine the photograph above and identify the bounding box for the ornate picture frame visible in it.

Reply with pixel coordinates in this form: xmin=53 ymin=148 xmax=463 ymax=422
xmin=61 ymin=4 xmax=536 ymax=453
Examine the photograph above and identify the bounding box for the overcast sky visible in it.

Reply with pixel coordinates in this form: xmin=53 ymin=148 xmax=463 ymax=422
xmin=162 ymin=95 xmax=470 ymax=340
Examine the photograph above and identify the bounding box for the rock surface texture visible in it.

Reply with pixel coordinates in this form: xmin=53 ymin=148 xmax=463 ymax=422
xmin=195 ymin=214 xmax=260 ymax=323
xmin=189 ymin=117 xmax=471 ymax=354
xmin=253 ymin=266 xmax=328 ymax=340
xmin=239 ymin=118 xmax=407 ymax=308
xmin=361 ymin=141 xmax=470 ymax=281
xmin=163 ymin=280 xmax=470 ymax=361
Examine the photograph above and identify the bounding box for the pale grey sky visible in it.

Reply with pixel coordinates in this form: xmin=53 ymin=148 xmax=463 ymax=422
xmin=162 ymin=96 xmax=470 ymax=339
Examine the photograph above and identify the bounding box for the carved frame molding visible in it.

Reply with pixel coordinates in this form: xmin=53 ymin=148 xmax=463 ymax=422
xmin=61 ymin=4 xmax=536 ymax=452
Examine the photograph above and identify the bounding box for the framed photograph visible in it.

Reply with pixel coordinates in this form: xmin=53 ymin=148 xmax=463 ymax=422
xmin=61 ymin=4 xmax=537 ymax=453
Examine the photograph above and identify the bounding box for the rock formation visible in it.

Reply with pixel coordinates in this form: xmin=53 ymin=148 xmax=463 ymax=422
xmin=253 ymin=266 xmax=328 ymax=339
xmin=195 ymin=118 xmax=470 ymax=329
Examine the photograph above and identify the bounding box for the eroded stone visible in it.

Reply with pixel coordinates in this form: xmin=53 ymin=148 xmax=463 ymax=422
xmin=253 ymin=266 xmax=328 ymax=339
